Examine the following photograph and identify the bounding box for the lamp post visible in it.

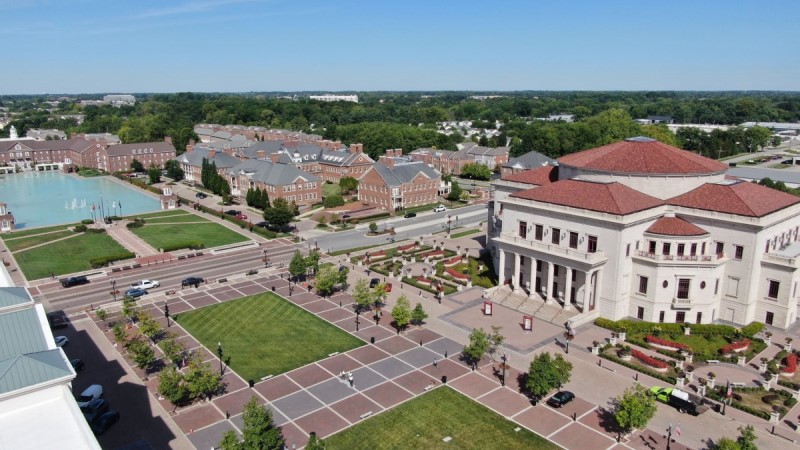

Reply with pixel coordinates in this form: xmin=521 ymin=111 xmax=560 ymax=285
xmin=164 ymin=301 xmax=170 ymax=327
xmin=111 ymin=279 xmax=117 ymax=302
xmin=263 ymin=248 xmax=269 ymax=267
xmin=355 ymin=314 xmax=360 ymax=332
xmin=664 ymin=423 xmax=678 ymax=450
xmin=217 ymin=341 xmax=224 ymax=375
xmin=500 ymin=353 xmax=510 ymax=386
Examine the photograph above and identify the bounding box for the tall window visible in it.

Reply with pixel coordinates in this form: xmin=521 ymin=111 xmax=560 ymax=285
xmin=588 ymin=235 xmax=598 ymax=253
xmin=677 ymin=278 xmax=690 ymax=299
xmin=716 ymin=241 xmax=724 ymax=256
xmin=662 ymin=243 xmax=671 ymax=255
xmin=768 ymin=280 xmax=780 ymax=299
xmin=638 ymin=276 xmax=649 ymax=294
xmin=696 ymin=312 xmax=703 ymax=324
xmin=690 ymin=243 xmax=697 ymax=256
xmin=734 ymin=245 xmax=744 ymax=260
xmin=626 ymin=243 xmax=631 ymax=257
xmin=676 ymin=311 xmax=686 ymax=323
xmin=534 ymin=224 xmax=543 ymax=240
xmin=519 ymin=221 xmax=527 ymax=239
xmin=648 ymin=241 xmax=657 ymax=254
xmin=569 ymin=232 xmax=578 ymax=249
xmin=677 ymin=244 xmax=685 ymax=256
xmin=552 ymin=228 xmax=560 ymax=245
xmin=659 ymin=311 xmax=665 ymax=323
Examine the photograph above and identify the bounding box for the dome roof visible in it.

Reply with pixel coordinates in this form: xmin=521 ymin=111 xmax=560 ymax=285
xmin=557 ymin=137 xmax=727 ymax=175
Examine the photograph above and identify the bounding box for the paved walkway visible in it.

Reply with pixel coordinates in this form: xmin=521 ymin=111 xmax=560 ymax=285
xmin=105 ymin=220 xmax=160 ymax=256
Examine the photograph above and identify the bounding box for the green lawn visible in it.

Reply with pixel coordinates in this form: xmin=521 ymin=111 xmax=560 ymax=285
xmin=130 ymin=222 xmax=248 ymax=249
xmin=323 ymin=183 xmax=342 ymax=199
xmin=2 ymin=223 xmax=78 ymax=238
xmin=451 ymin=228 xmax=481 ymax=239
xmin=126 ymin=210 xmax=192 ymax=220
xmin=143 ymin=214 xmax=210 ymax=224
xmin=14 ymin=233 xmax=133 ymax=279
xmin=175 ymin=293 xmax=364 ymax=381
xmin=325 ymin=387 xmax=558 ymax=450
xmin=3 ymin=230 xmax=76 ymax=252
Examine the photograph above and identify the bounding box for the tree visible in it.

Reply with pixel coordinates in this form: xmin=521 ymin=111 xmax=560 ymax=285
xmin=337 ymin=266 xmax=349 ymax=291
xmin=240 ymin=397 xmax=285 ymax=450
xmin=263 ymin=198 xmax=295 ymax=229
xmin=463 ymin=328 xmax=490 ymax=369
xmin=219 ymin=431 xmax=241 ymax=450
xmin=447 ymin=180 xmax=463 ymax=201
xmin=614 ymin=384 xmax=657 ymax=436
xmin=552 ymin=353 xmax=573 ymax=388
xmin=315 ymin=264 xmax=339 ymax=297
xmin=138 ymin=313 xmax=163 ymax=342
xmin=305 ymin=432 xmax=326 ymax=450
xmin=486 ymin=326 xmax=506 ymax=361
xmin=185 ymin=358 xmax=224 ymax=401
xmin=460 ymin=162 xmax=492 ymax=180
xmin=147 ymin=165 xmax=161 ymax=184
xmin=323 ymin=195 xmax=345 ymax=208
xmin=288 ymin=250 xmax=306 ymax=280
xmin=130 ymin=339 xmax=156 ymax=373
xmin=339 ymin=176 xmax=358 ymax=193
xmin=158 ymin=365 xmax=190 ymax=410
xmin=352 ymin=279 xmax=372 ymax=313
xmin=391 ymin=295 xmax=412 ymax=332
xmin=122 ymin=296 xmax=139 ymax=323
xmin=368 ymin=222 xmax=378 ymax=234
xmin=525 ymin=352 xmax=555 ymax=400
xmin=130 ymin=159 xmax=145 ymax=172
xmin=160 ymin=334 xmax=186 ymax=367
xmin=411 ymin=302 xmax=428 ymax=326
xmin=305 ymin=250 xmax=321 ymax=276
xmin=164 ymin=159 xmax=184 ymax=181
xmin=736 ymin=425 xmax=758 ymax=450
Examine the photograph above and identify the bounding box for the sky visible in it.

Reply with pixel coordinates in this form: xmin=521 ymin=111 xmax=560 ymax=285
xmin=1 ymin=0 xmax=798 ymax=94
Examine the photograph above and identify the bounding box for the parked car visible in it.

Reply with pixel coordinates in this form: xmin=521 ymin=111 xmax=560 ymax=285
xmin=55 ymin=336 xmax=69 ymax=347
xmin=195 ymin=192 xmax=208 ymax=199
xmin=255 ymin=221 xmax=269 ymax=228
xmin=235 ymin=213 xmax=248 ymax=220
xmin=384 ymin=283 xmax=393 ymax=292
xmin=60 ymin=276 xmax=89 ymax=288
xmin=369 ymin=278 xmax=381 ymax=288
xmin=433 ymin=205 xmax=447 ymax=212
xmin=224 ymin=209 xmax=241 ymax=216
xmin=90 ymin=411 xmax=120 ymax=435
xmin=181 ymin=277 xmax=204 ymax=288
xmin=342 ymin=214 xmax=352 ymax=219
xmin=403 ymin=212 xmax=417 ymax=218
xmin=48 ymin=313 xmax=68 ymax=329
xmin=546 ymin=390 xmax=575 ymax=408
xmin=124 ymin=288 xmax=148 ymax=298
xmin=76 ymin=385 xmax=103 ymax=408
xmin=71 ymin=359 xmax=85 ymax=372
xmin=649 ymin=386 xmax=702 ymax=415
xmin=131 ymin=279 xmax=160 ymax=290
xmin=81 ymin=398 xmax=109 ymax=423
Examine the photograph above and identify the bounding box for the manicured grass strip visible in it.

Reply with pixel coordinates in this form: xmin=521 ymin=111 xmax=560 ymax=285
xmin=329 ymin=243 xmax=395 ymax=256
xmin=450 ymin=228 xmax=481 ymax=239
xmin=14 ymin=233 xmax=133 ymax=279
xmin=143 ymin=214 xmax=211 ymax=224
xmin=322 ymin=183 xmax=342 ymax=198
xmin=326 ymin=387 xmax=558 ymax=450
xmin=399 ymin=202 xmax=440 ymax=215
xmin=175 ymin=294 xmax=363 ymax=381
xmin=4 ymin=230 xmax=76 ymax=252
xmin=2 ymin=223 xmax=79 ymax=239
xmin=130 ymin=222 xmax=248 ymax=249
xmin=125 ymin=210 xmax=192 ymax=220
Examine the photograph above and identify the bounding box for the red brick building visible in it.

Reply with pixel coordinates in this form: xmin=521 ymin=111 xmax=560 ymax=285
xmin=358 ymin=151 xmax=442 ymax=211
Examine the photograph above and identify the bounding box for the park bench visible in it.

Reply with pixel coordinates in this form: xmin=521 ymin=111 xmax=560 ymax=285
xmin=359 ymin=411 xmax=373 ymax=420
xmin=218 ymin=278 xmax=228 ymax=283
xmin=424 ymin=385 xmax=435 ymax=392
xmin=706 ymin=360 xmax=720 ymax=364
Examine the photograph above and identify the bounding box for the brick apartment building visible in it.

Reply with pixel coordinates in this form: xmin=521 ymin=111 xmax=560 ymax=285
xmin=0 ymin=138 xmax=102 ymax=171
xmin=358 ymin=149 xmax=442 ymax=211
xmin=409 ymin=143 xmax=510 ymax=176
xmin=100 ymin=138 xmax=176 ymax=173
xmin=500 ymin=150 xmax=555 ymax=179
xmin=227 ymin=159 xmax=321 ymax=209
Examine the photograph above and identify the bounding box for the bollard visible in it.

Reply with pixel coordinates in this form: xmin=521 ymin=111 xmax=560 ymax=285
xmin=370 ymin=337 xmax=375 ymax=344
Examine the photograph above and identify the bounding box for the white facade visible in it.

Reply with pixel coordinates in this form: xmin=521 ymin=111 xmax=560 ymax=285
xmin=488 ymin=137 xmax=800 ymax=329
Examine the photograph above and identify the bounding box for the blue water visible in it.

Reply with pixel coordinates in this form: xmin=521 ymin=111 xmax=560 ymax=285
xmin=0 ymin=172 xmax=162 ymax=229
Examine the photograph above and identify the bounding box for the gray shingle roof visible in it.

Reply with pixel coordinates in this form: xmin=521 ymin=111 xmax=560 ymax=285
xmin=178 ymin=149 xmax=242 ymax=169
xmin=372 ymin=161 xmax=440 ymax=186
xmin=228 ymin=159 xmax=319 ymax=185
xmin=502 ymin=151 xmax=556 ymax=169
xmin=105 ymin=141 xmax=176 ymax=157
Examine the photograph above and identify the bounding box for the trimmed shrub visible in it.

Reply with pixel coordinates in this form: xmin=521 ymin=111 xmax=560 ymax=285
xmin=81 ymin=219 xmax=94 ymax=224
xmin=74 ymin=224 xmax=88 ymax=232
xmin=160 ymin=242 xmax=204 ymax=252
xmin=86 ymin=228 xmax=107 ymax=234
xmin=740 ymin=321 xmax=765 ymax=337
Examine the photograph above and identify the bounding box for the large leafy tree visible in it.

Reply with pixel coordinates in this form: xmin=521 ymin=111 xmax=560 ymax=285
xmin=130 ymin=158 xmax=145 ymax=172
xmin=460 ymin=163 xmax=492 ymax=181
xmin=462 ymin=328 xmax=490 ymax=369
xmin=352 ymin=279 xmax=372 ymax=313
xmin=185 ymin=358 xmax=224 ymax=401
xmin=447 ymin=180 xmax=462 ymax=201
xmin=263 ymin=198 xmax=295 ymax=229
xmin=158 ymin=365 xmax=190 ymax=411
xmin=164 ymin=159 xmax=184 ymax=181
xmin=219 ymin=397 xmax=285 ymax=450
xmin=614 ymin=384 xmax=657 ymax=435
xmin=314 ymin=264 xmax=339 ymax=297
xmin=339 ymin=176 xmax=358 ymax=193
xmin=288 ymin=250 xmax=306 ymax=280
xmin=411 ymin=302 xmax=428 ymax=326
xmin=391 ymin=295 xmax=412 ymax=332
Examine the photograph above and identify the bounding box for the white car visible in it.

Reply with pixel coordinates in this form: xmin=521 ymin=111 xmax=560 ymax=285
xmin=433 ymin=205 xmax=447 ymax=212
xmin=131 ymin=279 xmax=160 ymax=290
xmin=55 ymin=336 xmax=69 ymax=347
xmin=76 ymin=384 xmax=103 ymax=408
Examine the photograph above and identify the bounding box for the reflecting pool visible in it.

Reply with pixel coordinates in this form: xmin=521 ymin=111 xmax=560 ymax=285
xmin=0 ymin=172 xmax=162 ymax=229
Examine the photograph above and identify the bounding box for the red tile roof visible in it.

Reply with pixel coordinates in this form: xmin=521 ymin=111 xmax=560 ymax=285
xmin=502 ymin=165 xmax=558 ymax=185
xmin=668 ymin=180 xmax=800 ymax=217
xmin=645 ymin=216 xmax=708 ymax=236
xmin=558 ymin=137 xmax=727 ymax=175
xmin=510 ymin=179 xmax=664 ymax=215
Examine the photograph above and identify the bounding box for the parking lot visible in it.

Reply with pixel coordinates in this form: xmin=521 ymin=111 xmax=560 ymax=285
xmin=58 ymin=314 xmax=191 ymax=450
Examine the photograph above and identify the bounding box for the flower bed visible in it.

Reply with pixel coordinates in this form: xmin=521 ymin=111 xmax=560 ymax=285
xmin=783 ymin=353 xmax=797 ymax=376
xmin=397 ymin=243 xmax=416 ymax=253
xmin=720 ymin=339 xmax=750 ymax=355
xmin=443 ymin=256 xmax=462 ymax=267
xmin=423 ymin=250 xmax=444 ymax=259
xmin=414 ymin=276 xmax=433 ymax=286
xmin=600 ymin=346 xmax=677 ymax=384
xmin=445 ymin=268 xmax=469 ymax=280
xmin=631 ymin=349 xmax=669 ymax=371
xmin=645 ymin=335 xmax=692 ymax=352
xmin=363 ymin=250 xmax=387 ymax=261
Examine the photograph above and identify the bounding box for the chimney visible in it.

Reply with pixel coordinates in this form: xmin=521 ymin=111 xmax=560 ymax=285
xmin=208 ymin=150 xmax=216 ymax=159
xmin=350 ymin=143 xmax=364 ymax=154
xmin=269 ymin=153 xmax=281 ymax=163
xmin=256 ymin=150 xmax=266 ymax=160
xmin=379 ymin=155 xmax=395 ymax=168
xmin=164 ymin=136 xmax=172 ymax=144
xmin=223 ymin=148 xmax=234 ymax=156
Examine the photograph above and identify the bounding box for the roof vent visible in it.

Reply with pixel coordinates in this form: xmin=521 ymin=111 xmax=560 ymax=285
xmin=625 ymin=136 xmax=657 ymax=143
xmin=714 ymin=179 xmax=742 ymax=186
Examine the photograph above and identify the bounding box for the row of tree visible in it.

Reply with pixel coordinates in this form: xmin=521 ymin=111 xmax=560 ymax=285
xmin=200 ymin=158 xmax=231 ymax=200
xmin=245 ymin=187 xmax=271 ymax=210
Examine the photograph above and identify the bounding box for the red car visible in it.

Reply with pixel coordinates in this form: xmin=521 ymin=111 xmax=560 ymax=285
xmin=384 ymin=283 xmax=393 ymax=292
xmin=236 ymin=213 xmax=248 ymax=220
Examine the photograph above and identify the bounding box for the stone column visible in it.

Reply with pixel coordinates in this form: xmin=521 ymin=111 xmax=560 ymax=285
xmin=528 ymin=256 xmax=537 ymax=299
xmin=513 ymin=252 xmax=521 ymax=292
xmin=564 ymin=266 xmax=573 ymax=311
xmin=546 ymin=261 xmax=555 ymax=304
xmin=498 ymin=248 xmax=506 ymax=287
xmin=582 ymin=270 xmax=592 ymax=311
xmin=592 ymin=268 xmax=603 ymax=311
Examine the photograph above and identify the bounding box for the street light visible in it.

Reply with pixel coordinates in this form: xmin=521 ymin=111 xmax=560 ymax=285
xmin=500 ymin=353 xmax=510 ymax=386
xmin=263 ymin=248 xmax=269 ymax=267
xmin=164 ymin=301 xmax=170 ymax=327
xmin=355 ymin=314 xmax=360 ymax=332
xmin=217 ymin=341 xmax=224 ymax=375
xmin=664 ymin=423 xmax=679 ymax=450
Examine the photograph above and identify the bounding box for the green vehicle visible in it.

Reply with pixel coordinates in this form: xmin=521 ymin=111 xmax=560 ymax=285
xmin=649 ymin=386 xmax=704 ymax=415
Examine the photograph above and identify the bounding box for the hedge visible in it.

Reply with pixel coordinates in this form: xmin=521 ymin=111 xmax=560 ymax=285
xmin=778 ymin=379 xmax=800 ymax=391
xmin=595 ymin=318 xmax=762 ymax=339
xmin=74 ymin=224 xmax=88 ymax=232
xmin=160 ymin=241 xmax=204 ymax=252
xmin=81 ymin=219 xmax=94 ymax=225
xmin=89 ymin=252 xmax=135 ymax=268
xmin=599 ymin=351 xmax=677 ymax=385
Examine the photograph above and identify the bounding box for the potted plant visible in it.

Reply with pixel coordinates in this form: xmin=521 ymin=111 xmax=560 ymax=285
xmin=618 ymin=346 xmax=632 ymax=360
xmin=591 ymin=340 xmax=601 ymax=355
xmin=785 ymin=337 xmax=794 ymax=351
xmin=618 ymin=327 xmax=627 ymax=342
xmin=760 ymin=357 xmax=769 ymax=374
xmin=764 ymin=331 xmax=773 ymax=345
xmin=676 ymin=371 xmax=686 ymax=388
xmin=685 ymin=365 xmax=695 ymax=381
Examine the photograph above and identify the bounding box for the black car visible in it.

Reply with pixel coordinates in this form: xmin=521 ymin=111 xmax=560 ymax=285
xmin=60 ymin=275 xmax=89 ymax=288
xmin=181 ymin=277 xmax=204 ymax=288
xmin=546 ymin=391 xmax=575 ymax=408
xmin=71 ymin=358 xmax=85 ymax=372
xmin=48 ymin=313 xmax=68 ymax=329
xmin=369 ymin=278 xmax=381 ymax=288
xmin=195 ymin=192 xmax=208 ymax=199
xmin=90 ymin=411 xmax=120 ymax=435
xmin=224 ymin=209 xmax=241 ymax=216
xmin=342 ymin=214 xmax=351 ymax=219
xmin=81 ymin=398 xmax=110 ymax=422
xmin=255 ymin=221 xmax=269 ymax=228
xmin=403 ymin=212 xmax=417 ymax=218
